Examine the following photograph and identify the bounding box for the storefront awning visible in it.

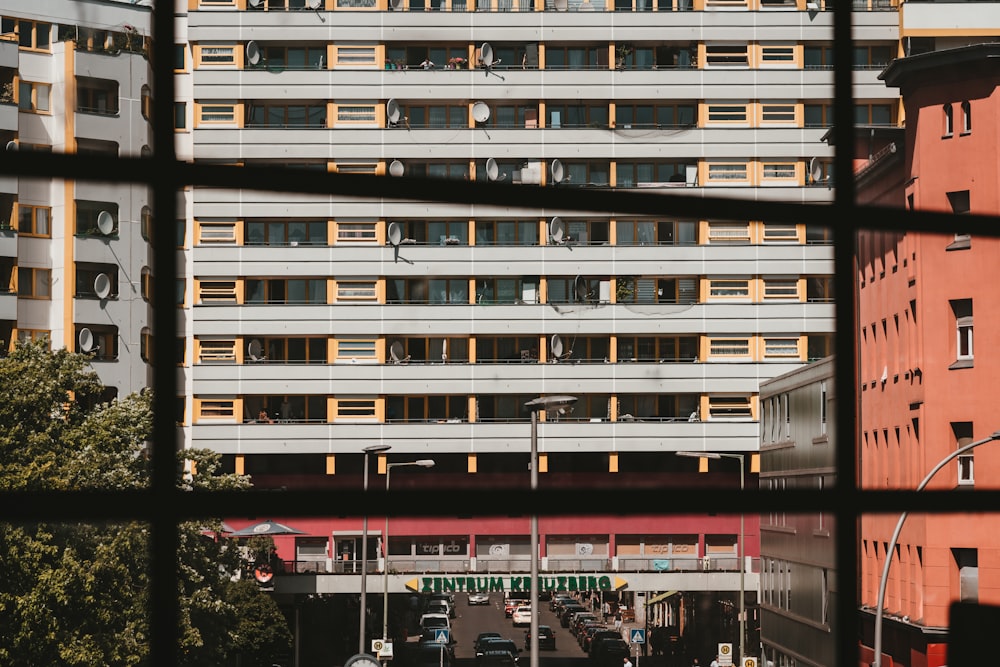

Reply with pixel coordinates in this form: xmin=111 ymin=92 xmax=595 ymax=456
xmin=645 ymin=591 xmax=679 ymax=605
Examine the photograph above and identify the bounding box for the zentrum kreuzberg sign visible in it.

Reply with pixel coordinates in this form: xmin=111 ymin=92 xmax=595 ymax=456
xmin=406 ymin=575 xmax=628 ymax=594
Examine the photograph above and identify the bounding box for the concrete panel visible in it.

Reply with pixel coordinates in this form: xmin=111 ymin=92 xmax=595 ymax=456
xmin=0 ymin=230 xmax=15 ymax=257
xmin=0 ymin=292 xmax=15 ymax=320
xmin=0 ymin=39 xmax=16 ymax=69
xmin=0 ymin=102 xmax=17 ymax=133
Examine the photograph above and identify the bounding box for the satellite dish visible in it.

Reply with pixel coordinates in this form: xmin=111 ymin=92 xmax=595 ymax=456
xmin=248 ymin=339 xmax=263 ymax=359
xmin=386 ymin=98 xmax=401 ymax=125
xmin=246 ymin=41 xmax=261 ymax=66
xmin=551 ymin=334 xmax=564 ymax=358
xmin=472 ymin=101 xmax=491 ymax=124
xmin=96 ymin=211 xmax=115 ymax=235
xmin=249 ymin=0 xmax=263 ymax=6
xmin=390 ymin=340 xmax=405 ymax=362
xmin=550 ymin=159 xmax=565 ymax=184
xmin=574 ymin=275 xmax=589 ymax=300
xmin=79 ymin=328 xmax=95 ymax=353
xmin=387 ymin=222 xmax=402 ymax=246
xmin=549 ymin=216 xmax=565 ymax=244
xmin=481 ymin=43 xmax=494 ymax=66
xmin=485 ymin=157 xmax=501 ymax=182
xmin=308 ymin=0 xmax=322 ymax=8
xmin=554 ymin=0 xmax=568 ymax=9
xmin=389 ymin=0 xmax=402 ymax=9
xmin=93 ymin=273 xmax=112 ymax=299
xmin=389 ymin=160 xmax=404 ymax=177
xmin=5 ymin=140 xmax=16 ymax=151
xmin=809 ymin=157 xmax=823 ymax=183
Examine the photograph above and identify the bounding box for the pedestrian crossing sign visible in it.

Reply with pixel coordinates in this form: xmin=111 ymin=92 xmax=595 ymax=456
xmin=434 ymin=629 xmax=450 ymax=644
xmin=630 ymin=629 xmax=646 ymax=644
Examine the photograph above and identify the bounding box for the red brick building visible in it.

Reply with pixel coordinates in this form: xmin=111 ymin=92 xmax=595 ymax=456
xmin=857 ymin=44 xmax=1000 ymax=667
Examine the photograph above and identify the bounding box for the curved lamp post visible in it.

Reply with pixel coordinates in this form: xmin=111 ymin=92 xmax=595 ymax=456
xmin=360 ymin=444 xmax=391 ymax=654
xmin=676 ymin=451 xmax=745 ymax=665
xmin=524 ymin=395 xmax=577 ymax=667
xmin=872 ymin=430 xmax=1000 ymax=667
xmin=382 ymin=458 xmax=435 ymax=664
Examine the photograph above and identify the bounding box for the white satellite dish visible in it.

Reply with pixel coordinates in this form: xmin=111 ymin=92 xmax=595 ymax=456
xmin=485 ymin=157 xmax=502 ymax=182
xmin=5 ymin=140 xmax=16 ymax=151
xmin=308 ymin=0 xmax=322 ymax=8
xmin=389 ymin=160 xmax=404 ymax=177
xmin=550 ymin=159 xmax=565 ymax=184
xmin=93 ymin=273 xmax=112 ymax=299
xmin=79 ymin=328 xmax=95 ymax=353
xmin=549 ymin=216 xmax=565 ymax=244
xmin=809 ymin=157 xmax=823 ymax=183
xmin=249 ymin=0 xmax=263 ymax=6
xmin=386 ymin=98 xmax=401 ymax=125
xmin=246 ymin=41 xmax=261 ymax=66
xmin=248 ymin=339 xmax=263 ymax=360
xmin=389 ymin=0 xmax=402 ymax=9
xmin=481 ymin=43 xmax=494 ymax=66
xmin=551 ymin=334 xmax=564 ymax=358
xmin=472 ymin=101 xmax=491 ymax=124
xmin=574 ymin=275 xmax=589 ymax=301
xmin=96 ymin=211 xmax=115 ymax=235
xmin=387 ymin=222 xmax=402 ymax=246
xmin=390 ymin=340 xmax=405 ymax=362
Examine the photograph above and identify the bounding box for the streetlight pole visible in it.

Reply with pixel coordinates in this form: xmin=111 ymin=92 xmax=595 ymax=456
xmin=871 ymin=430 xmax=1000 ymax=667
xmin=524 ymin=395 xmax=577 ymax=667
xmin=360 ymin=444 xmax=391 ymax=655
xmin=382 ymin=458 xmax=436 ymax=664
xmin=676 ymin=451 xmax=746 ymax=664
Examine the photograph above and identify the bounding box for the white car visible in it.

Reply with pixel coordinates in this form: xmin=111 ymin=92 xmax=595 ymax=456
xmin=420 ymin=612 xmax=452 ymax=631
xmin=511 ymin=605 xmax=532 ymax=627
xmin=468 ymin=592 xmax=490 ymax=606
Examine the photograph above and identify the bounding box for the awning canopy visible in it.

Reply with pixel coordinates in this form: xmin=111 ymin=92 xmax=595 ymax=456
xmin=645 ymin=591 xmax=679 ymax=606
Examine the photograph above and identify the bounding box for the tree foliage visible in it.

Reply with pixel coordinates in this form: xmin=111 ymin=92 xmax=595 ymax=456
xmin=0 ymin=341 xmax=293 ymax=666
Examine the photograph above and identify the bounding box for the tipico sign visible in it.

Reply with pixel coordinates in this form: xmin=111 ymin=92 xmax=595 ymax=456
xmin=405 ymin=575 xmax=628 ymax=594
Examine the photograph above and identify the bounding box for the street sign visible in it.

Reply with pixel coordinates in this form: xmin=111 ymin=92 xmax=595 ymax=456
xmin=743 ymin=658 xmax=757 ymax=667
xmin=718 ymin=643 xmax=733 ymax=667
xmin=630 ymin=629 xmax=646 ymax=645
xmin=372 ymin=640 xmax=393 ymax=659
xmin=434 ymin=629 xmax=450 ymax=645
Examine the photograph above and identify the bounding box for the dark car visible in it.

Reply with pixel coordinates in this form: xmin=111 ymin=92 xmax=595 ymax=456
xmin=559 ymin=604 xmax=586 ymax=627
xmin=577 ymin=622 xmax=606 ymax=649
xmin=524 ymin=624 xmax=557 ymax=650
xmin=586 ymin=629 xmax=622 ymax=654
xmin=571 ymin=613 xmax=599 ymax=636
xmin=477 ymin=649 xmax=519 ymax=667
xmin=474 ymin=632 xmax=503 ymax=653
xmin=590 ymin=638 xmax=631 ymax=667
xmin=405 ymin=642 xmax=454 ymax=667
xmin=476 ymin=637 xmax=520 ymax=665
xmin=550 ymin=595 xmax=575 ymax=612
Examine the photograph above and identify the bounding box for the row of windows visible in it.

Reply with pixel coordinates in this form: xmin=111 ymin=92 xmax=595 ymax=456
xmin=192 ymin=41 xmax=895 ymax=71
xmin=196 ymin=0 xmax=891 ymax=13
xmin=193 ymin=392 xmax=758 ymax=423
xmin=193 ymin=219 xmax=831 ymax=247
xmin=196 ymin=333 xmax=834 ymax=364
xmin=190 ymin=276 xmax=834 ymax=305
xmin=193 ymin=100 xmax=891 ymax=132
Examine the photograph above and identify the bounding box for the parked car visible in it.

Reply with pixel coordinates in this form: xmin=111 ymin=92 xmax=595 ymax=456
xmin=426 ymin=599 xmax=454 ymax=619
xmin=511 ymin=605 xmax=533 ymax=627
xmin=505 ymin=597 xmax=530 ymax=617
xmin=474 ymin=632 xmax=503 ymax=653
xmin=577 ymin=622 xmax=606 ymax=649
xmin=550 ymin=594 xmax=575 ymax=612
xmin=590 ymin=637 xmax=631 ymax=667
xmin=405 ymin=641 xmax=454 ymax=667
xmin=585 ymin=629 xmax=621 ymax=654
xmin=468 ymin=592 xmax=491 ymax=606
xmin=524 ymin=624 xmax=557 ymax=650
xmin=559 ymin=604 xmax=586 ymax=627
xmin=419 ymin=612 xmax=451 ymax=631
xmin=571 ymin=612 xmax=598 ymax=636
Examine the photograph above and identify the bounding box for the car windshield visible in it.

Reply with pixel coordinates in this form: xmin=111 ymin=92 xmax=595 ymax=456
xmin=422 ymin=617 xmax=448 ymax=627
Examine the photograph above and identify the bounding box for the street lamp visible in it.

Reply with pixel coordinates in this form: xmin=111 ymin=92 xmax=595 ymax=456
xmin=382 ymin=458 xmax=436 ymax=662
xmin=871 ymin=430 xmax=1000 ymax=667
xmin=360 ymin=444 xmax=392 ymax=655
xmin=676 ymin=451 xmax=746 ymax=664
xmin=524 ymin=395 xmax=577 ymax=667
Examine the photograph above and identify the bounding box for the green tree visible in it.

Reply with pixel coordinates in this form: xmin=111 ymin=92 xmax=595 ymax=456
xmin=0 ymin=340 xmax=292 ymax=666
